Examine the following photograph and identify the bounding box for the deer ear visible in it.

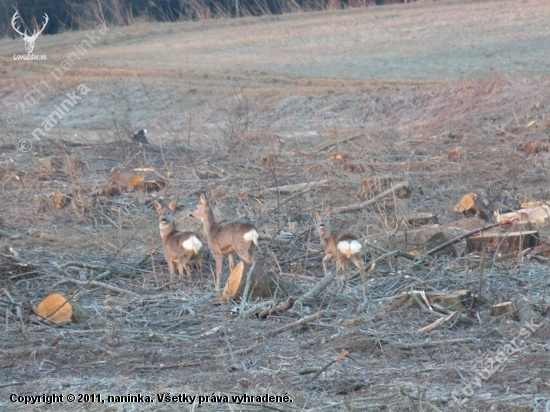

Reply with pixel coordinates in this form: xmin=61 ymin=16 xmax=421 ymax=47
xmin=154 ymin=201 xmax=162 ymax=213
xmin=200 ymin=192 xmax=207 ymax=204
xmin=312 ymin=210 xmax=321 ymax=220
xmin=168 ymin=200 xmax=177 ymax=211
xmin=325 ymin=206 xmax=333 ymax=218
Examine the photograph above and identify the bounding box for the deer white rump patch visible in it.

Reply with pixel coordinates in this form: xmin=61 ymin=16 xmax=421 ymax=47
xmin=337 ymin=240 xmax=361 ymax=258
xmin=183 ymin=236 xmax=202 ymax=254
xmin=243 ymin=229 xmax=259 ymax=245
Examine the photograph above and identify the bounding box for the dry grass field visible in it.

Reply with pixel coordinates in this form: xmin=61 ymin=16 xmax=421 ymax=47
xmin=1 ymin=0 xmax=550 ymax=410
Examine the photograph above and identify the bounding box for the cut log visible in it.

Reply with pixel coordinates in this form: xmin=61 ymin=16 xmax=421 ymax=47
xmin=466 ymin=230 xmax=540 ymax=254
xmin=493 ymin=204 xmax=550 ymax=225
xmin=490 ymin=301 xmax=516 ymax=317
xmin=394 ymin=212 xmax=437 ymax=228
xmin=33 ymin=293 xmax=73 ymax=324
xmin=421 ymin=232 xmax=456 ymax=257
xmin=454 ymin=192 xmax=490 ymax=221
xmin=219 ymin=262 xmax=298 ymax=302
xmin=381 ymin=290 xmax=476 ymax=313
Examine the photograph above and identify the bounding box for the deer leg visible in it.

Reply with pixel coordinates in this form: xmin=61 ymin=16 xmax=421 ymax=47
xmin=214 ymin=253 xmax=223 ymax=292
xmin=340 ymin=260 xmax=349 ymax=293
xmin=351 ymin=255 xmax=367 ymax=300
xmin=182 ymin=260 xmax=193 ymax=291
xmin=195 ymin=252 xmax=203 ymax=285
xmin=236 ymin=249 xmax=254 ymax=265
xmin=177 ymin=262 xmax=185 ymax=288
xmin=167 ymin=259 xmax=175 ymax=287
xmin=322 ymin=254 xmax=336 ymax=288
xmin=227 ymin=253 xmax=235 ymax=271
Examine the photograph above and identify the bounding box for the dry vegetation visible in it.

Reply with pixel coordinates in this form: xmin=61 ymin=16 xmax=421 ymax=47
xmin=1 ymin=0 xmax=550 ymax=411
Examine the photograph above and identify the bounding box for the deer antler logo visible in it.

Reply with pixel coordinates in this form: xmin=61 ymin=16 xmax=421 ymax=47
xmin=11 ymin=10 xmax=49 ymax=54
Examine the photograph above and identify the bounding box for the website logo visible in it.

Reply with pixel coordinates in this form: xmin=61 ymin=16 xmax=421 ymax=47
xmin=12 ymin=10 xmax=48 ymax=59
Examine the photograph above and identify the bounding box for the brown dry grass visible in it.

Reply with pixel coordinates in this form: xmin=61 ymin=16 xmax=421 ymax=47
xmin=1 ymin=0 xmax=550 ymax=411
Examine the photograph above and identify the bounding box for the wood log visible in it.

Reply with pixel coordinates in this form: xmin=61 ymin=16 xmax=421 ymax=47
xmin=466 ymin=230 xmax=540 ymax=254
xmin=454 ymin=192 xmax=490 ymax=220
xmin=32 ymin=293 xmax=73 ymax=324
xmin=219 ymin=262 xmax=298 ymax=302
xmin=494 ymin=204 xmax=550 ymax=225
xmin=490 ymin=301 xmax=516 ymax=317
xmin=394 ymin=212 xmax=437 ymax=228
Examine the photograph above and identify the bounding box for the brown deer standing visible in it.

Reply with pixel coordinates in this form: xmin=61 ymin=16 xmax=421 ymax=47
xmin=154 ymin=200 xmax=203 ymax=289
xmin=313 ymin=207 xmax=367 ymax=298
xmin=191 ymin=192 xmax=258 ymax=291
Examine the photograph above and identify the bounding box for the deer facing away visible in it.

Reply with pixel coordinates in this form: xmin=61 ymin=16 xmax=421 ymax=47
xmin=191 ymin=192 xmax=258 ymax=291
xmin=313 ymin=208 xmax=367 ymax=298
xmin=154 ymin=200 xmax=203 ymax=289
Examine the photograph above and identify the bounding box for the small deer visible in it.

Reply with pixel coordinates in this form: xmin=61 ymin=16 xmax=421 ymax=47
xmin=154 ymin=200 xmax=203 ymax=289
xmin=191 ymin=192 xmax=258 ymax=291
xmin=313 ymin=207 xmax=367 ymax=298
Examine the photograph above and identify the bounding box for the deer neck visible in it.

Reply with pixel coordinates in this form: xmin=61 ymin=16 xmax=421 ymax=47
xmin=159 ymin=223 xmax=176 ymax=242
xmin=201 ymin=207 xmax=218 ymax=237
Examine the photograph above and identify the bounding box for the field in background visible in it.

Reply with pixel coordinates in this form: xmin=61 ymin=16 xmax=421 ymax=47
xmin=1 ymin=0 xmax=550 ymax=410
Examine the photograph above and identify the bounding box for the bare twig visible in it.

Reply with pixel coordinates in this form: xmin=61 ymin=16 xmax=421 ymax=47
xmin=332 ymin=182 xmax=409 ymax=214
xmin=54 ymin=278 xmax=139 ymax=297
xmin=264 ymin=310 xmax=326 ymax=338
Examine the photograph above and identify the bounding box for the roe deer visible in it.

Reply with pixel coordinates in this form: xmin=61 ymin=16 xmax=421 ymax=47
xmin=154 ymin=200 xmax=203 ymax=289
xmin=313 ymin=207 xmax=366 ymax=298
xmin=190 ymin=192 xmax=258 ymax=291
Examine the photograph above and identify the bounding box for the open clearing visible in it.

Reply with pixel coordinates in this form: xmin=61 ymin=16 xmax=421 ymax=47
xmin=1 ymin=0 xmax=550 ymax=410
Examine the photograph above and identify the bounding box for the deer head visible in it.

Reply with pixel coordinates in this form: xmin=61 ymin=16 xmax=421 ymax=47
xmin=12 ymin=11 xmax=49 ymax=54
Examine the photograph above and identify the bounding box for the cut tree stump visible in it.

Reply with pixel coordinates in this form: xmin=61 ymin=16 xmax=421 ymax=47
xmin=219 ymin=262 xmax=298 ymax=302
xmin=394 ymin=212 xmax=437 ymax=228
xmin=382 ymin=290 xmax=476 ymax=312
xmin=466 ymin=230 xmax=540 ymax=254
xmin=490 ymin=301 xmax=516 ymax=317
xmin=454 ymin=192 xmax=490 ymax=221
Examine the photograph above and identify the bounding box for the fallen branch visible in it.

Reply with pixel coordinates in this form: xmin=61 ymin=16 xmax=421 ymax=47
xmin=255 ymin=180 xmax=329 ymax=197
xmin=311 ymin=134 xmax=363 ymax=153
xmin=309 ymin=349 xmax=349 ymax=382
xmin=295 ymin=271 xmax=335 ymax=305
xmin=54 ymin=277 xmax=139 ymax=297
xmin=421 ymin=219 xmax=517 ymax=257
xmin=392 ymin=337 xmax=474 ymax=349
xmin=259 ymin=297 xmax=295 ymax=319
xmin=238 ymin=262 xmax=256 ymax=316
xmin=0 ymin=382 xmax=26 ymax=389
xmin=132 ymin=362 xmax=200 ymax=371
xmin=419 ymin=311 xmax=458 ymax=333
xmin=213 ymin=342 xmax=264 ymax=358
xmin=60 ymin=262 xmax=133 ymax=277
xmin=333 ymin=182 xmax=409 ymax=214
xmin=264 ymin=310 xmax=326 ymax=338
